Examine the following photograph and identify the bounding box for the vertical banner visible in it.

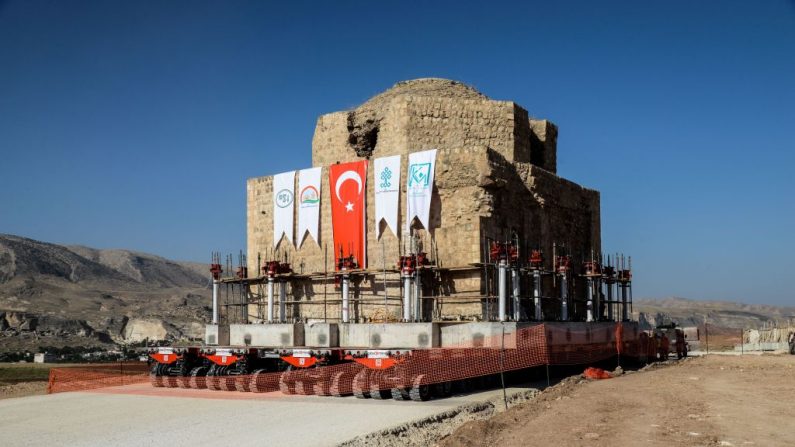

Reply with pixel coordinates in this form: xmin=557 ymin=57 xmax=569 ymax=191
xmin=329 ymin=160 xmax=368 ymax=268
xmin=297 ymin=167 xmax=322 ymax=247
xmin=406 ymin=149 xmax=437 ymax=230
xmin=272 ymin=171 xmax=296 ymax=247
xmin=374 ymin=155 xmax=401 ymax=239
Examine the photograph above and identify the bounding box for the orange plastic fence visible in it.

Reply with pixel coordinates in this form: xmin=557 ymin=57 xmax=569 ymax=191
xmin=49 ymin=323 xmax=650 ymax=396
xmin=47 ymin=362 xmax=150 ymax=394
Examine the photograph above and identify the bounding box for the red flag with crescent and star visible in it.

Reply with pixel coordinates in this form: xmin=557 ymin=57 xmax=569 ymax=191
xmin=329 ymin=160 xmax=368 ymax=269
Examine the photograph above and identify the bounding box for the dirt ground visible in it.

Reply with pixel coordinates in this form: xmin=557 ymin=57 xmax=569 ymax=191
xmin=440 ymin=355 xmax=794 ymax=447
xmin=0 ymin=362 xmax=62 ymax=400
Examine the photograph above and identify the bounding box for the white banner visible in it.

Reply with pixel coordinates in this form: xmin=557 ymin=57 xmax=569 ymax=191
xmin=297 ymin=167 xmax=322 ymax=247
xmin=273 ymin=171 xmax=296 ymax=247
xmin=406 ymin=149 xmax=437 ymax=230
xmin=374 ymin=155 xmax=401 ymax=239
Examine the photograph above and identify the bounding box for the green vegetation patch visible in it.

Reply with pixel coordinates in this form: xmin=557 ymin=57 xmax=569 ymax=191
xmin=0 ymin=365 xmax=52 ymax=386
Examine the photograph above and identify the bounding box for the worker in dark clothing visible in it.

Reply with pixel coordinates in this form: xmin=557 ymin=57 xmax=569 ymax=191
xmin=788 ymin=331 xmax=794 ymax=355
xmin=659 ymin=333 xmax=670 ymax=360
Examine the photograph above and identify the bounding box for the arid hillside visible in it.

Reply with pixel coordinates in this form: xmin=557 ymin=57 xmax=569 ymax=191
xmin=0 ymin=234 xmax=212 ymax=351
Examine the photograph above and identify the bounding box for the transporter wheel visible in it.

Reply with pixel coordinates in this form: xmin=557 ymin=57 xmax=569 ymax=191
xmin=391 ymin=387 xmax=410 ymax=401
xmin=160 ymin=363 xmax=179 ymax=388
xmin=311 ymin=368 xmax=333 ymax=396
xmin=188 ymin=366 xmax=208 ymax=389
xmin=206 ymin=365 xmax=227 ymax=391
xmin=234 ymin=371 xmax=253 ymax=392
xmin=329 ymin=369 xmax=358 ymax=397
xmin=279 ymin=366 xmax=297 ymax=395
xmin=149 ymin=374 xmax=164 ymax=387
xmin=312 ymin=380 xmax=332 ymax=396
xmin=453 ymin=379 xmax=472 ymax=394
xmin=432 ymin=381 xmax=453 ymax=398
xmin=409 ymin=375 xmax=431 ymax=402
xmin=219 ymin=373 xmax=238 ymax=391
xmin=249 ymin=370 xmax=273 ymax=393
xmin=368 ymin=371 xmax=391 ymax=400
xmin=293 ymin=375 xmax=315 ymax=396
xmin=352 ymin=369 xmax=372 ymax=399
xmin=176 ymin=375 xmax=191 ymax=389
xmin=149 ymin=364 xmax=164 ymax=387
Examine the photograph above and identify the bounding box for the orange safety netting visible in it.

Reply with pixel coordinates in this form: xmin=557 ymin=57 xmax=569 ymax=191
xmin=47 ymin=362 xmax=150 ymax=394
xmin=49 ymin=322 xmax=651 ymax=397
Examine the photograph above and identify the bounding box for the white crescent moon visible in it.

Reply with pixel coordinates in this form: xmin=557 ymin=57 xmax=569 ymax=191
xmin=335 ymin=170 xmax=363 ymax=202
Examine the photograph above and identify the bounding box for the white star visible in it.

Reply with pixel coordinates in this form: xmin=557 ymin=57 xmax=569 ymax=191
xmin=345 ymin=201 xmax=354 ymax=212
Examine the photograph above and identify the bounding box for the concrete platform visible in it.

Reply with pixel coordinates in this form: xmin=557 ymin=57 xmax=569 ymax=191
xmin=204 ymin=324 xmax=229 ymax=345
xmin=304 ymin=322 xmax=339 ymax=347
xmin=439 ymin=322 xmax=536 ymax=349
xmin=229 ymin=323 xmax=305 ymax=347
xmin=339 ymin=323 xmax=440 ymax=348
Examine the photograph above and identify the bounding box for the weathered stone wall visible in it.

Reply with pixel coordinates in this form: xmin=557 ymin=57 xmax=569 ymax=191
xmin=246 ymin=79 xmax=599 ymax=323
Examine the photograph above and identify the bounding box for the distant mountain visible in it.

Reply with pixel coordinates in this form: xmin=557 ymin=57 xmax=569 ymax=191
xmin=634 ymin=296 xmax=795 ymax=330
xmin=0 ymin=234 xmax=213 ymax=351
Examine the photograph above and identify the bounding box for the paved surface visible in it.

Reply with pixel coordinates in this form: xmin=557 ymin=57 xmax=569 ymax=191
xmin=0 ymin=383 xmax=534 ymax=446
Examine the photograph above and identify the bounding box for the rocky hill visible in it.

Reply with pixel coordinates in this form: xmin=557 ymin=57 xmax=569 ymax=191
xmin=0 ymin=234 xmax=212 ymax=351
xmin=634 ymin=297 xmax=795 ymax=330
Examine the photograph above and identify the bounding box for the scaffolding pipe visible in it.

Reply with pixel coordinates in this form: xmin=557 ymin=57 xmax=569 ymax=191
xmin=560 ymin=274 xmax=568 ymax=321
xmin=267 ymin=277 xmax=275 ymax=323
xmin=403 ymin=276 xmax=412 ymax=322
xmin=533 ymin=270 xmax=543 ymax=321
xmin=279 ymin=281 xmax=287 ymax=323
xmin=586 ymin=278 xmax=595 ymax=322
xmin=415 ymin=271 xmax=422 ymax=322
xmin=341 ymin=271 xmax=350 ymax=323
xmin=511 ymin=267 xmax=521 ymax=321
xmin=498 ymin=260 xmax=507 ymax=322
xmin=212 ymin=280 xmax=219 ymax=324
xmin=607 ymin=280 xmax=614 ymax=321
xmin=621 ymin=283 xmax=629 ymax=321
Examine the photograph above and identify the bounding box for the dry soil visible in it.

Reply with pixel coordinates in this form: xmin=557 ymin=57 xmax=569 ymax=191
xmin=440 ymin=355 xmax=794 ymax=447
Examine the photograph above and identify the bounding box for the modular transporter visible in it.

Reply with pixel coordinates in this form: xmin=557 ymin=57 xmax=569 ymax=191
xmin=148 ymin=243 xmax=652 ymax=400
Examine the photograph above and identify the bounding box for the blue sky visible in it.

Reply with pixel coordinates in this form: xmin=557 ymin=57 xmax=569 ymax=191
xmin=1 ymin=1 xmax=793 ymax=305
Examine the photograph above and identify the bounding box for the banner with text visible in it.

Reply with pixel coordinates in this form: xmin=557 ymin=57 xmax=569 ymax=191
xmin=374 ymin=155 xmax=401 ymax=239
xmin=273 ymin=171 xmax=296 ymax=247
xmin=406 ymin=149 xmax=437 ymax=230
xmin=297 ymin=167 xmax=322 ymax=247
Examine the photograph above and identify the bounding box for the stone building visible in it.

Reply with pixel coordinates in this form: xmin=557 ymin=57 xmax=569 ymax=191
xmin=245 ymin=78 xmax=600 ymax=323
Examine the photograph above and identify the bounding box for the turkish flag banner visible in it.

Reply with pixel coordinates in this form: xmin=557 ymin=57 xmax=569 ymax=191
xmin=329 ymin=160 xmax=368 ymax=269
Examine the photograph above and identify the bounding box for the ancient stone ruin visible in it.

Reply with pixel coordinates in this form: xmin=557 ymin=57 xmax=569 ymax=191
xmin=246 ymin=78 xmax=600 ymax=322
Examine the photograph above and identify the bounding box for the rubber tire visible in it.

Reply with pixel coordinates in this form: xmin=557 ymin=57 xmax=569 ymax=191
xmin=391 ymin=387 xmax=410 ymax=401
xmin=352 ymin=369 xmax=371 ymax=399
xmin=188 ymin=366 xmax=208 ymax=389
xmin=409 ymin=384 xmax=431 ymax=402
